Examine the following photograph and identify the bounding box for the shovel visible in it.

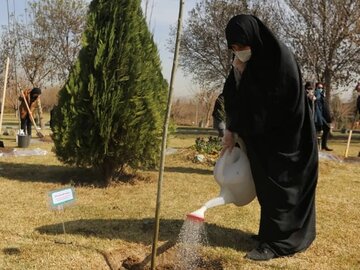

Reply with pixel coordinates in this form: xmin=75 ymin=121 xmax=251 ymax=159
xmin=344 ymin=112 xmax=358 ymax=158
xmin=20 ymin=91 xmax=44 ymax=138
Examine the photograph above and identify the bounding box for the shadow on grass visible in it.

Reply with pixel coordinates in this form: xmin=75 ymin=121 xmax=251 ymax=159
xmin=0 ymin=162 xmax=213 ymax=186
xmin=36 ymin=218 xmax=255 ymax=252
xmin=165 ymin=166 xmax=213 ymax=175
xmin=0 ymin=162 xmax=103 ymax=186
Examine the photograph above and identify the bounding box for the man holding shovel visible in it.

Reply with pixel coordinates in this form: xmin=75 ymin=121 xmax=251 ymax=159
xmin=19 ymin=87 xmax=42 ymax=136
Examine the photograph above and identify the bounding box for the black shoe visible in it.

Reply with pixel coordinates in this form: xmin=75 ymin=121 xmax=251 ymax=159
xmin=245 ymin=245 xmax=277 ymax=261
xmin=322 ymin=147 xmax=333 ymax=151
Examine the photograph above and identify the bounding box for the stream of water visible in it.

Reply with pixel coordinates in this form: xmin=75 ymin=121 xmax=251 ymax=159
xmin=175 ymin=218 xmax=208 ymax=270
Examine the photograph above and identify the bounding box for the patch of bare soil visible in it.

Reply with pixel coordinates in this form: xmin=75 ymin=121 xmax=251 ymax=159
xmin=0 ymin=147 xmax=14 ymax=153
xmin=344 ymin=156 xmax=360 ymax=163
xmin=30 ymin=135 xmax=53 ymax=143
xmin=103 ymin=245 xmax=224 ymax=270
xmin=120 ymin=255 xmax=223 ymax=270
xmin=40 ymin=135 xmax=53 ymax=142
xmin=108 ymin=171 xmax=158 ymax=186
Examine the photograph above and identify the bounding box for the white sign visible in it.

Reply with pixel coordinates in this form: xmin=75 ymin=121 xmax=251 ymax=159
xmin=49 ymin=187 xmax=75 ymax=208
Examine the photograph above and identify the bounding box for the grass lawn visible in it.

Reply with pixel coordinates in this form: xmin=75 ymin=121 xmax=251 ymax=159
xmin=0 ymin=133 xmax=359 ymax=269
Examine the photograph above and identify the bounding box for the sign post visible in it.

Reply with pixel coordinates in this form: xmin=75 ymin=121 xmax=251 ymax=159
xmin=49 ymin=187 xmax=76 ymax=244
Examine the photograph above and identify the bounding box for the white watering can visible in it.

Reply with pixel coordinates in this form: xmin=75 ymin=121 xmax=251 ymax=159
xmin=187 ymin=139 xmax=256 ymax=222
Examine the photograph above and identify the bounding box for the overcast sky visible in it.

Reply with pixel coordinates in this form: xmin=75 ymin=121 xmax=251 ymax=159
xmin=0 ymin=0 xmax=198 ymax=98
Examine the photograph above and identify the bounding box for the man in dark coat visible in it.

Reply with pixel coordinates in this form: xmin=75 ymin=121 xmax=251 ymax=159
xmin=19 ymin=87 xmax=42 ymax=135
xmin=212 ymin=93 xmax=226 ymax=137
xmin=314 ymin=82 xmax=332 ymax=151
xmin=221 ymin=15 xmax=318 ymax=261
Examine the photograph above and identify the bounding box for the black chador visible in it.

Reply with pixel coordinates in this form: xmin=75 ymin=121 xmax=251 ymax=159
xmin=223 ymin=15 xmax=318 ymax=257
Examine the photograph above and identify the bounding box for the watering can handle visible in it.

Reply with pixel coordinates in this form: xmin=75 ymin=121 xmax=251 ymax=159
xmin=234 ymin=133 xmax=247 ymax=154
xmin=219 ymin=148 xmax=228 ymax=177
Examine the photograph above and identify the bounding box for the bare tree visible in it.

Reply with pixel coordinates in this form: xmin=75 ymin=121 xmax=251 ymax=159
xmin=330 ymin=94 xmax=354 ymax=130
xmin=177 ymin=0 xmax=282 ymax=91
xmin=194 ymin=86 xmax=218 ymax=127
xmin=0 ymin=0 xmax=87 ymax=116
xmin=0 ymin=31 xmax=20 ymax=115
xmin=176 ymin=0 xmax=359 ymax=104
xmin=172 ymin=0 xmax=285 ymax=127
xmin=1 ymin=0 xmax=87 ymax=88
xmin=30 ymin=0 xmax=87 ymax=82
xmin=0 ymin=31 xmax=12 ymax=75
xmin=171 ymin=97 xmax=198 ymax=125
xmin=15 ymin=22 xmax=54 ymax=87
xmin=178 ymin=0 xmax=250 ymax=90
xmin=274 ymin=0 xmax=360 ymax=101
xmin=40 ymin=86 xmax=60 ymax=112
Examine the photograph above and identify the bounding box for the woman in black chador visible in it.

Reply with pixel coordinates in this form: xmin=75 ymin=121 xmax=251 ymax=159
xmin=221 ymin=15 xmax=318 ymax=261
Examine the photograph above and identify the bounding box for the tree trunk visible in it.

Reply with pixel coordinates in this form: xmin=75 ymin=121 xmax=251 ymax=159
xmin=100 ymin=158 xmax=117 ymax=186
xmin=323 ymin=67 xmax=332 ymax=103
xmin=205 ymin=105 xmax=212 ymax=127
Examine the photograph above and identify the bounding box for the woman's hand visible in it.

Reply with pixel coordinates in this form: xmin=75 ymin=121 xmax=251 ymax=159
xmin=220 ymin=129 xmax=235 ymax=156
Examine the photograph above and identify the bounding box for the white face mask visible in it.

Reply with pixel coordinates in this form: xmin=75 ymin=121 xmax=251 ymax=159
xmin=233 ymin=49 xmax=252 ymax=63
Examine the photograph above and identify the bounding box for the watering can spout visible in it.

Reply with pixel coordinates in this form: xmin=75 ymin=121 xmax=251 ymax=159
xmin=186 ymin=206 xmax=206 ymax=222
xmin=187 ymin=146 xmax=256 ymax=222
xmin=186 ymin=196 xmax=226 ymax=222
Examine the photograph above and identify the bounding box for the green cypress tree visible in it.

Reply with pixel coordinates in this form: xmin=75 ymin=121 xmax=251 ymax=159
xmin=51 ymin=0 xmax=168 ymax=184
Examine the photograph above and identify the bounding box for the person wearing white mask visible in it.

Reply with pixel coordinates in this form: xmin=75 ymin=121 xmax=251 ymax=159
xmin=220 ymin=15 xmax=318 ymax=261
xmin=313 ymin=82 xmax=332 ymax=151
xmin=233 ymin=46 xmax=252 ymax=62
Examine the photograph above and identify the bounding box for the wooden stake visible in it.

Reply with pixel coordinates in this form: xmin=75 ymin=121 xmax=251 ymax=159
xmin=344 ymin=112 xmax=358 ymax=158
xmin=0 ymin=57 xmax=10 ymax=135
xmin=150 ymin=1 xmax=184 ymax=269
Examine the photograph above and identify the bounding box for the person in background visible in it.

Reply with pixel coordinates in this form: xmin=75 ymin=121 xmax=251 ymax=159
xmin=355 ymin=82 xmax=360 ymax=157
xmin=212 ymin=93 xmax=226 ymax=137
xmin=314 ymin=82 xmax=332 ymax=151
xmin=221 ymin=14 xmax=318 ymax=261
xmin=305 ymin=81 xmax=316 ymax=114
xmin=19 ymin=87 xmax=42 ymax=136
xmin=356 ymin=82 xmax=360 ymax=115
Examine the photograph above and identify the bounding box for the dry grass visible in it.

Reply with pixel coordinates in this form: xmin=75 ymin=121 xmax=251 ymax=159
xmin=0 ymin=134 xmax=359 ymax=269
